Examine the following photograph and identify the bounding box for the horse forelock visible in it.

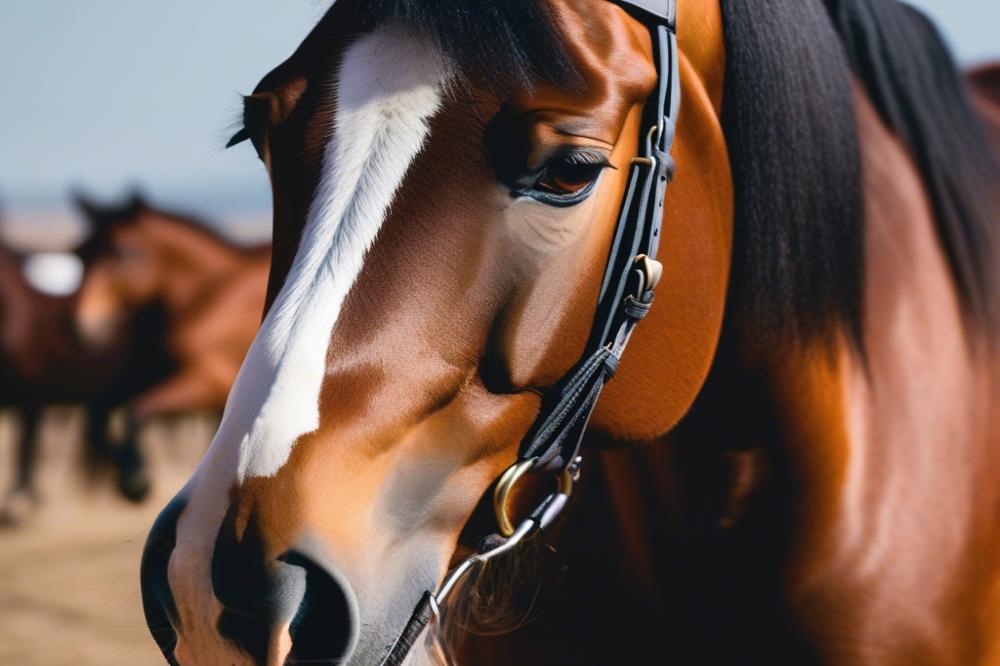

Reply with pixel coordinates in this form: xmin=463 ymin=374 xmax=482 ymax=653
xmin=163 ymin=2 xmax=718 ymax=660
xmin=356 ymin=0 xmax=579 ymax=92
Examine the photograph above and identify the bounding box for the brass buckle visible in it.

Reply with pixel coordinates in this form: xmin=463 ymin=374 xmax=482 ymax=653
xmin=431 ymin=458 xmax=582 ymax=618
xmin=493 ymin=457 xmax=577 ymax=537
xmin=634 ymin=254 xmax=663 ymax=293
xmin=630 ymin=125 xmax=660 ymax=168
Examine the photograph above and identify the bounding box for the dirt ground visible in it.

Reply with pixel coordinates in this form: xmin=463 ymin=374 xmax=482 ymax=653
xmin=0 ymin=410 xmax=214 ymax=665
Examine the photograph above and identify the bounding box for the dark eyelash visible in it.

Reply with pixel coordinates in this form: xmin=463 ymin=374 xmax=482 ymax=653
xmin=558 ymin=148 xmax=613 ymax=168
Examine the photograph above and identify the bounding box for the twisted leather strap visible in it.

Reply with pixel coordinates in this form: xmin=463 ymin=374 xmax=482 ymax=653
xmin=520 ymin=291 xmax=654 ymax=473
xmin=379 ymin=593 xmax=436 ymax=665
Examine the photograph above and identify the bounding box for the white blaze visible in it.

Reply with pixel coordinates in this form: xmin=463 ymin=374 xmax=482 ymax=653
xmin=207 ymin=25 xmax=448 ymax=480
xmin=166 ymin=25 xmax=450 ymax=664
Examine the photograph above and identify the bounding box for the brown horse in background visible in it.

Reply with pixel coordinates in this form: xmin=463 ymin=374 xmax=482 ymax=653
xmin=74 ymin=193 xmax=270 ymax=425
xmin=2 ymin=194 xmax=269 ymax=525
xmin=0 ymin=216 xmax=134 ymax=523
xmin=969 ymin=62 xmax=1000 ymax=157
xmin=142 ymin=0 xmax=1000 ymax=664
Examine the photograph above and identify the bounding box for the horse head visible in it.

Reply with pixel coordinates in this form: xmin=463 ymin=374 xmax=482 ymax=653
xmin=73 ymin=190 xmax=164 ymax=344
xmin=142 ymin=1 xmax=731 ymax=663
xmin=143 ymin=0 xmax=1000 ymax=662
xmin=73 ymin=190 xmax=250 ymax=350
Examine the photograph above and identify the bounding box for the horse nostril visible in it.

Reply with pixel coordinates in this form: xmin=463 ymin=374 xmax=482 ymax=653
xmin=213 ymin=506 xmax=298 ymax=660
xmin=141 ymin=496 xmax=186 ymax=663
xmin=212 ymin=506 xmax=358 ymax=663
xmin=281 ymin=546 xmax=359 ymax=663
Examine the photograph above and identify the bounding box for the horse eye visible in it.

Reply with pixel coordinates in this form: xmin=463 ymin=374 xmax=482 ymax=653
xmin=530 ymin=151 xmax=611 ymax=202
xmin=535 ymin=162 xmax=605 ymax=195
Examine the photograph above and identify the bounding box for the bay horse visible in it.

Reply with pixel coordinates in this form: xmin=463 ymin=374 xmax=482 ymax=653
xmin=142 ymin=0 xmax=1000 ymax=664
xmin=0 ymin=194 xmax=223 ymax=522
xmin=74 ymin=193 xmax=270 ymax=428
xmin=0 ymin=220 xmax=139 ymax=523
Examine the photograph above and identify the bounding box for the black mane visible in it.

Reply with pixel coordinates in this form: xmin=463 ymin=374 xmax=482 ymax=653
xmin=720 ymin=0 xmax=865 ymax=345
xmin=720 ymin=0 xmax=1000 ymax=346
xmin=824 ymin=0 xmax=1000 ymax=335
xmin=357 ymin=0 xmax=1000 ymax=344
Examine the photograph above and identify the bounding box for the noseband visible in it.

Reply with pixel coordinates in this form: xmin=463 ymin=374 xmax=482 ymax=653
xmin=381 ymin=1 xmax=680 ymax=663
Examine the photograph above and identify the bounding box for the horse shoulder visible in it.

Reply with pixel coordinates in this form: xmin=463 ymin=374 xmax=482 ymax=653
xmin=763 ymin=84 xmax=1000 ymax=664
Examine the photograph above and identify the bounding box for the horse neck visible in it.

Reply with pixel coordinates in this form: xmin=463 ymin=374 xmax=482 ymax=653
xmin=493 ymin=84 xmax=1000 ymax=665
xmin=522 ymin=274 xmax=993 ymax=663
xmin=601 ymin=85 xmax=998 ymax=653
xmin=143 ymin=216 xmax=243 ymax=312
xmin=783 ymin=88 xmax=999 ymax=640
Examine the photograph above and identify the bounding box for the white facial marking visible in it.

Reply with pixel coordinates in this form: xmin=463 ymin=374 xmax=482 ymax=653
xmin=166 ymin=23 xmax=451 ymax=665
xmin=23 ymin=252 xmax=84 ymax=296
xmin=208 ymin=25 xmax=449 ymax=480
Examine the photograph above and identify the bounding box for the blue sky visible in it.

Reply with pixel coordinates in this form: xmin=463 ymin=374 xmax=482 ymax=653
xmin=0 ymin=1 xmax=321 ymax=215
xmin=0 ymin=1 xmax=996 ymax=216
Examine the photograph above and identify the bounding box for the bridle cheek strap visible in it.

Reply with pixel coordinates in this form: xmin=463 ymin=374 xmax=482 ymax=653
xmin=520 ymin=10 xmax=680 ymax=475
xmin=379 ymin=2 xmax=679 ymax=664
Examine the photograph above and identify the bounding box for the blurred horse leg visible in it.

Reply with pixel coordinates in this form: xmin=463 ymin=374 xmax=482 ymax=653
xmin=115 ymin=409 xmax=150 ymax=503
xmin=15 ymin=404 xmax=42 ymax=496
xmin=84 ymin=398 xmax=112 ymax=471
xmin=0 ymin=404 xmax=42 ymax=526
xmin=85 ymin=398 xmax=151 ymax=503
xmin=106 ymin=369 xmax=225 ymax=503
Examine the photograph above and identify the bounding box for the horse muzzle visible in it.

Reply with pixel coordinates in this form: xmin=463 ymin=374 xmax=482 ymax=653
xmin=141 ymin=497 xmax=360 ymax=665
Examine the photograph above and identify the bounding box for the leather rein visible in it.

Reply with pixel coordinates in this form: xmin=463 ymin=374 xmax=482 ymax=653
xmin=379 ymin=1 xmax=680 ymax=663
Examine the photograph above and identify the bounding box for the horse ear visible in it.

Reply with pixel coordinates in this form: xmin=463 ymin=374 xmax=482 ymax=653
xmin=72 ymin=189 xmax=106 ymax=225
xmin=226 ymin=126 xmax=251 ymax=148
xmin=229 ymin=0 xmax=336 ymax=149
xmin=127 ymin=188 xmax=149 ymax=216
xmin=230 ymin=86 xmax=305 ymax=161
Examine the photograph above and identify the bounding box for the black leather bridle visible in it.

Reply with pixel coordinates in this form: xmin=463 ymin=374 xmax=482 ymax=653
xmin=380 ymin=1 xmax=679 ymax=663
